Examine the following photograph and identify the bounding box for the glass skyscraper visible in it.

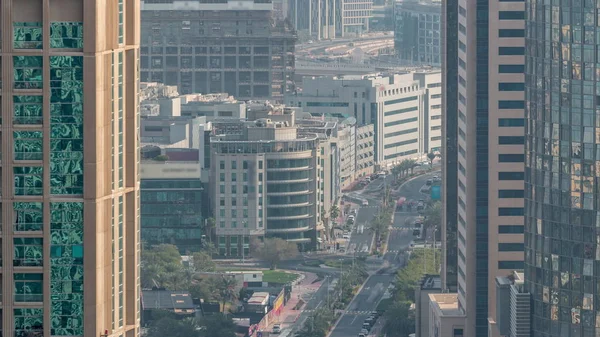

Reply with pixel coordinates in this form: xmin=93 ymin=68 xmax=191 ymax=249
xmin=0 ymin=1 xmax=141 ymax=337
xmin=524 ymin=0 xmax=600 ymax=336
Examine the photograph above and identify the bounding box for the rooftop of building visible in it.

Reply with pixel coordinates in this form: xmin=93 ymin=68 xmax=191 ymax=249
xmin=419 ymin=274 xmax=442 ymax=290
xmin=141 ymin=289 xmax=195 ymax=312
xmin=140 ymin=82 xmax=239 ymax=105
xmin=395 ymin=0 xmax=441 ymax=10
xmin=429 ymin=293 xmax=464 ymax=317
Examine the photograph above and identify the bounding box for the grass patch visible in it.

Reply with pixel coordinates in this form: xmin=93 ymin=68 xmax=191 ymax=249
xmin=302 ymin=259 xmax=323 ymax=267
xmin=262 ymin=270 xmax=299 ymax=284
xmin=324 ymin=259 xmax=354 ymax=268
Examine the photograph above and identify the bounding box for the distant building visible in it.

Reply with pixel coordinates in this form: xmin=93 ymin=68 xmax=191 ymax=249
xmin=141 ymin=290 xmax=196 ymax=325
xmin=394 ymin=0 xmax=441 ymax=66
xmin=140 ymin=159 xmax=205 ymax=253
xmin=210 ymin=111 xmax=325 ymax=254
xmin=355 ymin=124 xmax=376 ymax=178
xmin=288 ymin=0 xmax=337 ymax=40
xmin=140 ymin=0 xmax=296 ymax=101
xmin=494 ymin=272 xmax=530 ymax=337
xmin=414 ymin=275 xmax=442 ymax=337
xmin=428 ymin=293 xmax=466 ymax=337
xmin=140 ymin=82 xmax=247 ymax=121
xmin=286 ymin=70 xmax=442 ymax=167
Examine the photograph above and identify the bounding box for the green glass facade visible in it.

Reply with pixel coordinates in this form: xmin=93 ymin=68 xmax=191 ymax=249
xmin=50 ymin=56 xmax=84 ymax=195
xmin=141 ymin=179 xmax=204 ymax=252
xmin=50 ymin=202 xmax=84 ymax=336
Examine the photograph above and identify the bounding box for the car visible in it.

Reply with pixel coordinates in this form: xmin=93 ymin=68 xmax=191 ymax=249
xmin=361 ymin=200 xmax=369 ymax=206
xmin=358 ymin=334 xmax=366 ymax=337
xmin=272 ymin=324 xmax=282 ymax=334
xmin=360 ymin=328 xmax=369 ymax=334
xmin=351 ymin=209 xmax=357 ymax=215
xmin=342 ymin=234 xmax=350 ymax=239
xmin=426 ymin=179 xmax=433 ymax=186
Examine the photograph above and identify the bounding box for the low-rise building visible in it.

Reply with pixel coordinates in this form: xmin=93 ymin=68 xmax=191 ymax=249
xmin=428 ymin=293 xmax=466 ymax=337
xmin=140 ymin=82 xmax=246 ymax=121
xmin=286 ymin=70 xmax=441 ymax=167
xmin=140 ymin=159 xmax=205 ymax=252
xmin=492 ymin=272 xmax=530 ymax=337
xmin=415 ymin=275 xmax=442 ymax=337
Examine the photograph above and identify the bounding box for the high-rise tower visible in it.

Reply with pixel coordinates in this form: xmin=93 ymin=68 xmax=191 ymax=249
xmin=524 ymin=1 xmax=600 ymax=336
xmin=1 ymin=1 xmax=140 ymax=337
xmin=443 ymin=0 xmax=526 ymax=335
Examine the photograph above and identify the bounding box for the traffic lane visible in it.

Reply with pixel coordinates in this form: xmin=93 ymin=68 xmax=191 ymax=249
xmin=397 ymin=171 xmax=440 ymax=201
xmin=329 ymin=274 xmax=394 ymax=337
xmin=347 ymin=205 xmax=378 ymax=254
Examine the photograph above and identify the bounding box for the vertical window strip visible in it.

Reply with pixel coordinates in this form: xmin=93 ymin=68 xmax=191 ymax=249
xmin=118 ymin=52 xmax=124 ymax=188
xmin=111 ymin=199 xmax=116 ymax=330
xmin=112 ymin=53 xmax=115 ymax=191
xmin=118 ymin=196 xmax=124 ymax=327
xmin=118 ymin=0 xmax=124 ymax=44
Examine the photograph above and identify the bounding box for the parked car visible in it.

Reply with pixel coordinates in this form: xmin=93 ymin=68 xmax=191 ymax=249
xmin=362 ymin=200 xmax=369 ymax=206
xmin=272 ymin=324 xmax=281 ymax=334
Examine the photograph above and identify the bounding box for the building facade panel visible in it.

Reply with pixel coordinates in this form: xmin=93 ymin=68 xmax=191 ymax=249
xmin=1 ymin=1 xmax=141 ymax=336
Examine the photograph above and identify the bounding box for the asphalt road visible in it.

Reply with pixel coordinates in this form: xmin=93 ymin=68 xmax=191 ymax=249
xmin=288 ymin=278 xmax=332 ymax=335
xmin=347 ymin=204 xmax=379 ymax=255
xmin=329 ymin=172 xmax=439 ymax=337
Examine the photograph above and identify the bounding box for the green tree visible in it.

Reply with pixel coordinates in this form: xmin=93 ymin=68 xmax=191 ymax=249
xmin=141 ymin=244 xmax=188 ymax=289
xmin=214 ymin=276 xmax=238 ymax=312
xmin=329 ymin=204 xmax=341 ymax=239
xmin=383 ymin=301 xmax=415 ymax=337
xmin=189 ymin=251 xmax=216 ymax=273
xmin=427 ymin=152 xmax=437 ymax=167
xmin=394 ymin=248 xmax=439 ymax=302
xmin=146 ymin=314 xmax=202 ymax=337
xmin=189 ymin=278 xmax=217 ymax=302
xmin=423 ymin=201 xmax=442 ymax=232
xmin=199 ymin=313 xmax=237 ymax=337
xmin=295 ymin=308 xmax=334 ymax=337
xmin=406 ymin=158 xmax=418 ymax=174
xmin=253 ymin=237 xmax=299 ymax=269
xmin=204 ymin=217 xmax=216 ymax=244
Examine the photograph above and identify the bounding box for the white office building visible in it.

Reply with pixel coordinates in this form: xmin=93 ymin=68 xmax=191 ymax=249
xmin=286 ymin=70 xmax=441 ymax=166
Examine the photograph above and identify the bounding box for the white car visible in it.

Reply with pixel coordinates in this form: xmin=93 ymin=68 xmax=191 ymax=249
xmin=272 ymin=324 xmax=282 ymax=334
xmin=361 ymin=200 xmax=369 ymax=206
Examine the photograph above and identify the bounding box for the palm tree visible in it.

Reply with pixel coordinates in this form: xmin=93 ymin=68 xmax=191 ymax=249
xmin=329 ymin=204 xmax=340 ymax=239
xmin=406 ymin=159 xmax=418 ymax=175
xmin=214 ymin=276 xmax=238 ymax=313
xmin=391 ymin=164 xmax=402 ymax=181
xmin=321 ymin=208 xmax=331 ymax=242
xmin=427 ymin=152 xmax=437 ymax=167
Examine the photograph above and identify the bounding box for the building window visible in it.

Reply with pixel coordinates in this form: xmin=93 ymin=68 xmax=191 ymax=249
xmin=14 ymin=273 xmax=43 ymax=302
xmin=14 ymin=131 xmax=43 ymax=160
xmin=498 ymin=189 xmax=525 ymax=198
xmin=498 ymin=118 xmax=524 ymax=127
xmin=498 ymin=260 xmax=524 ymax=269
xmin=499 ymin=47 xmax=525 ymax=55
xmin=14 ymin=56 xmax=43 ymax=89
xmin=498 ymin=100 xmax=525 ymax=109
xmin=14 ymin=166 xmax=43 ymax=195
xmin=50 ymin=56 xmax=84 ymax=195
xmin=498 ymin=243 xmax=524 ymax=251
xmin=498 ymin=64 xmax=525 ymax=74
xmin=499 ymin=11 xmax=525 ymax=20
xmin=13 ymin=22 xmax=43 ymax=49
xmin=220 ymin=160 xmax=225 ymax=169
xmin=50 ymin=22 xmax=83 ymax=48
xmin=118 ymin=0 xmax=124 ymax=44
xmin=498 ymin=207 xmax=524 ymax=216
xmin=499 ymin=29 xmax=525 ymax=37
xmin=498 ymin=136 xmax=525 ymax=144
xmin=14 ymin=202 xmax=43 ymax=232
xmin=498 ymin=225 xmax=524 ymax=233
xmin=498 ymin=171 xmax=524 ymax=180
xmin=14 ymin=237 xmax=43 ymax=266
xmin=498 ymin=154 xmax=525 ymax=162
xmin=14 ymin=308 xmax=44 ymax=336
xmin=231 ymin=161 xmax=237 ymax=169
xmin=14 ymin=95 xmax=43 ymax=124
xmin=498 ymin=83 xmax=525 ymax=91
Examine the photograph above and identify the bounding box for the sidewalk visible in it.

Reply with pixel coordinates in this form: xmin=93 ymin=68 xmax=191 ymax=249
xmin=265 ymin=272 xmax=323 ymax=332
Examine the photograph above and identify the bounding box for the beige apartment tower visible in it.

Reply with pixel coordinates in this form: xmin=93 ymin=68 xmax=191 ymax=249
xmin=440 ymin=0 xmax=526 ymax=336
xmin=0 ymin=1 xmax=141 ymax=337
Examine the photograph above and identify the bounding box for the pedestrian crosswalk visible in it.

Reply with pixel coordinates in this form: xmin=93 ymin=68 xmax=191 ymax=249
xmin=300 ymin=309 xmax=374 ymax=315
xmin=389 ymin=227 xmax=412 ymax=231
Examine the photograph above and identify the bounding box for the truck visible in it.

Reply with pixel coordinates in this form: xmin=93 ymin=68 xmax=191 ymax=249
xmin=396 ymin=197 xmax=406 ymax=210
